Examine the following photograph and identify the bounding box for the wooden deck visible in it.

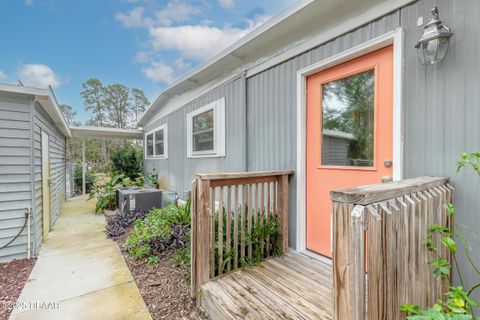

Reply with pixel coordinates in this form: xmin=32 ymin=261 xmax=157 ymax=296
xmin=198 ymin=251 xmax=333 ymax=319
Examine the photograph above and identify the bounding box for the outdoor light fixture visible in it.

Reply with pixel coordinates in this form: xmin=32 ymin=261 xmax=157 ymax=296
xmin=415 ymin=6 xmax=453 ymax=65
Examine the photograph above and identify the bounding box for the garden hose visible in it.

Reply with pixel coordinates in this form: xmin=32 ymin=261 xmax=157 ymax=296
xmin=0 ymin=208 xmax=29 ymax=250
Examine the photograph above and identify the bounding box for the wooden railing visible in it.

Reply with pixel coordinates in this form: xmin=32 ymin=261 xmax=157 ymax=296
xmin=190 ymin=170 xmax=292 ymax=301
xmin=331 ymin=176 xmax=453 ymax=320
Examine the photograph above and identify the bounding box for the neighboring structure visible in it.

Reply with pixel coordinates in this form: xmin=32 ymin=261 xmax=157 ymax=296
xmin=138 ymin=0 xmax=480 ymax=297
xmin=0 ymin=85 xmax=143 ymax=262
xmin=0 ymin=84 xmax=70 ymax=261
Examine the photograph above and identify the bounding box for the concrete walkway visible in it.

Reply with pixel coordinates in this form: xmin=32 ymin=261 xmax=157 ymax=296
xmin=10 ymin=196 xmax=152 ymax=320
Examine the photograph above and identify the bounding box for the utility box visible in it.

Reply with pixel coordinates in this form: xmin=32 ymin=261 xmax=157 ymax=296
xmin=116 ymin=187 xmax=164 ymax=214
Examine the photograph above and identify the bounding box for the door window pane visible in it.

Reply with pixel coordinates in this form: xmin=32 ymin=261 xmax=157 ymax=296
xmin=192 ymin=109 xmax=214 ymax=152
xmin=321 ymin=69 xmax=375 ymax=167
xmin=155 ymin=129 xmax=164 ymax=156
xmin=146 ymin=133 xmax=154 ymax=157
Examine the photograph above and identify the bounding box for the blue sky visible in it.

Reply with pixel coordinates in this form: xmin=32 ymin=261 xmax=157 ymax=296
xmin=0 ymin=0 xmax=294 ymax=123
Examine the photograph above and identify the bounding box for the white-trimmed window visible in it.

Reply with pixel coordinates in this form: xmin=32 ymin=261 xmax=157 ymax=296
xmin=145 ymin=123 xmax=168 ymax=159
xmin=187 ymin=98 xmax=225 ymax=158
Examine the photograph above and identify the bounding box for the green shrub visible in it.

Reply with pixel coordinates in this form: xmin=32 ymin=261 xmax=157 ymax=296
xmin=88 ymin=174 xmax=122 ymax=213
xmin=147 ymin=256 xmax=160 ymax=265
xmin=125 ymin=203 xmax=190 ymax=258
xmin=109 ymin=147 xmax=143 ymax=180
xmin=213 ymin=206 xmax=280 ymax=274
xmin=74 ymin=165 xmax=94 ymax=194
xmin=146 ymin=169 xmax=159 ymax=188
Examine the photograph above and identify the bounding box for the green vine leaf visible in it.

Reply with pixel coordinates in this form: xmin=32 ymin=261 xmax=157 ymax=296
xmin=429 ymin=258 xmax=451 ymax=279
xmin=446 ymin=203 xmax=456 ymax=216
xmin=441 ymin=236 xmax=457 ymax=254
xmin=400 ymin=304 xmax=420 ymax=315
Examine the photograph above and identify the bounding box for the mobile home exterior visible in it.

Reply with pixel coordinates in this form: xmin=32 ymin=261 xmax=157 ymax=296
xmin=0 ymin=84 xmax=70 ymax=262
xmin=139 ymin=0 xmax=479 ymax=297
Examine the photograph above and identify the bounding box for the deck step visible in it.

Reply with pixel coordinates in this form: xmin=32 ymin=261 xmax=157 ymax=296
xmin=199 ymin=253 xmax=333 ymax=320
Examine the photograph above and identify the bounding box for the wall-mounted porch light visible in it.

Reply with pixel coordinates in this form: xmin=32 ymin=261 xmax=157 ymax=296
xmin=415 ymin=6 xmax=453 ymax=65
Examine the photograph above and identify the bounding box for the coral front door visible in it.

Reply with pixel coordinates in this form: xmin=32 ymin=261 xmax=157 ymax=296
xmin=306 ymin=46 xmax=394 ymax=257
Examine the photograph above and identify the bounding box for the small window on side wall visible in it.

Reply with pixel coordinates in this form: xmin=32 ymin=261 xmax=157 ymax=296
xmin=145 ymin=124 xmax=168 ymax=159
xmin=146 ymin=133 xmax=154 ymax=157
xmin=187 ymin=98 xmax=225 ymax=158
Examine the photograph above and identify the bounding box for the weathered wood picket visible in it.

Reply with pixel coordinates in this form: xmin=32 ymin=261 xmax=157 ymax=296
xmin=190 ymin=171 xmax=292 ymax=301
xmin=330 ymin=176 xmax=453 ymax=320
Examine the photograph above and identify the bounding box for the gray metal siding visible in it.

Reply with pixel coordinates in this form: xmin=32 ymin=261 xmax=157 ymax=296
xmin=144 ymin=77 xmax=247 ymax=197
xmin=400 ymin=0 xmax=480 ymax=298
xmin=0 ymin=92 xmax=33 ymax=262
xmin=33 ymin=102 xmax=66 ymax=253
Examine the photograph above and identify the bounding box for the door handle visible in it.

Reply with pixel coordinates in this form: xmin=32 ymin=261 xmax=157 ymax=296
xmin=384 ymin=160 xmax=392 ymax=168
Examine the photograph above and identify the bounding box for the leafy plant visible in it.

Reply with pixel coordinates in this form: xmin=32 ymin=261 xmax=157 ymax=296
xmin=125 ymin=208 xmax=172 ymax=257
xmin=212 ymin=205 xmax=280 ymax=276
xmin=125 ymin=203 xmax=191 ymax=259
xmin=401 ymin=152 xmax=480 ymax=319
xmin=146 ymin=169 xmax=159 ymax=188
xmin=109 ymin=147 xmax=143 ymax=180
xmin=147 ymin=256 xmax=160 ymax=265
xmin=73 ymin=165 xmax=94 ymax=194
xmin=89 ymin=174 xmax=122 ymax=213
xmin=105 ymin=209 xmax=147 ymax=239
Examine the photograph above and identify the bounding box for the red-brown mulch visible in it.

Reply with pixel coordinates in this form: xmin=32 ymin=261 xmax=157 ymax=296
xmin=116 ymin=231 xmax=195 ymax=320
xmin=0 ymin=258 xmax=36 ymax=320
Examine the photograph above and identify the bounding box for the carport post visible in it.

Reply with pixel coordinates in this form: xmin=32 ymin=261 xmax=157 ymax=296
xmin=82 ymin=138 xmax=86 ymax=195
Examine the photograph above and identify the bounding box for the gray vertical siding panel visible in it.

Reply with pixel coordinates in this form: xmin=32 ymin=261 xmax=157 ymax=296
xmin=401 ymin=0 xmax=480 ymax=301
xmin=0 ymin=92 xmax=33 ymax=262
xmin=34 ymin=102 xmax=66 ymax=253
xmin=144 ymin=77 xmax=246 ymax=197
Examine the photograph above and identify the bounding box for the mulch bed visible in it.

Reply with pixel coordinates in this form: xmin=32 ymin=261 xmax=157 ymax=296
xmin=0 ymin=258 xmax=36 ymax=320
xmin=115 ymin=229 xmax=195 ymax=320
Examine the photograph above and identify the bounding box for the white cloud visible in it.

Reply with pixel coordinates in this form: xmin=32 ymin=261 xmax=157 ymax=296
xmin=148 ymin=15 xmax=269 ymax=61
xmin=154 ymin=2 xmax=201 ymax=27
xmin=116 ymin=2 xmax=271 ymax=83
xmin=24 ymin=0 xmax=33 ymax=5
xmin=174 ymin=58 xmax=190 ymax=72
xmin=17 ymin=64 xmax=63 ymax=88
xmin=148 ymin=25 xmax=245 ymax=61
xmin=116 ymin=2 xmax=201 ymax=28
xmin=135 ymin=51 xmax=151 ymax=63
xmin=115 ymin=7 xmax=147 ymax=28
xmin=142 ymin=60 xmax=176 ymax=84
xmin=218 ymin=0 xmax=235 ymax=9
xmin=0 ymin=70 xmax=7 ymax=81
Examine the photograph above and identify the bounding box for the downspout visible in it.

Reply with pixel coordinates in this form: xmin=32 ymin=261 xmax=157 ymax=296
xmin=29 ymin=96 xmax=37 ymax=257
